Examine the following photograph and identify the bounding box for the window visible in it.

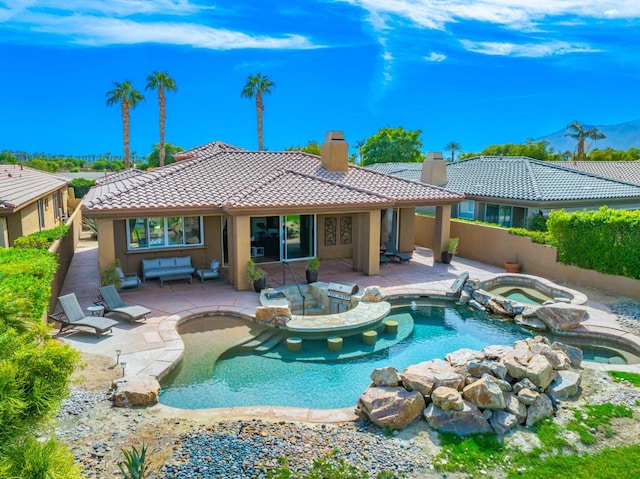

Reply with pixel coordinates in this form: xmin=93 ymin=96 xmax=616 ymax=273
xmin=126 ymin=216 xmax=203 ymax=250
xmin=458 ymin=200 xmax=475 ymax=220
xmin=37 ymin=199 xmax=45 ymax=229
xmin=485 ymin=204 xmax=512 ymax=227
xmin=53 ymin=193 xmax=60 ymax=220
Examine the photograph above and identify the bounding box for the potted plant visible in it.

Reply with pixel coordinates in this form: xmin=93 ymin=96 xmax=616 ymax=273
xmin=246 ymin=259 xmax=266 ymax=292
xmin=504 ymin=257 xmax=522 ymax=273
xmin=441 ymin=237 xmax=458 ymax=264
xmin=305 ymin=257 xmax=320 ymax=283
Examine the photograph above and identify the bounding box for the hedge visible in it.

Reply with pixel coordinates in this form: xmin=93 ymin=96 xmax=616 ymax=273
xmin=547 ymin=207 xmax=640 ymax=279
xmin=13 ymin=224 xmax=69 ymax=249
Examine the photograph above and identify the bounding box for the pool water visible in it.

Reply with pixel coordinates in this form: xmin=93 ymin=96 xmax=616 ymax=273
xmin=160 ymin=302 xmax=533 ymax=410
xmin=486 ymin=285 xmax=554 ymax=305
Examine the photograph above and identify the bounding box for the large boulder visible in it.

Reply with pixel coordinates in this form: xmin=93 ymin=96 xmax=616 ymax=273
xmin=371 ymin=366 xmax=400 ymax=387
xmin=503 ymin=392 xmax=527 ymax=423
xmin=434 ymin=371 xmax=465 ymax=391
xmin=111 ymin=375 xmax=160 ymax=408
xmin=552 ymin=342 xmax=584 ymax=368
xmin=525 ymin=354 xmax=556 ymax=389
xmin=431 ymin=386 xmax=464 ymax=411
xmin=548 ymin=370 xmax=582 ymax=400
xmin=400 ymin=370 xmax=436 ymax=398
xmin=535 ymin=303 xmax=587 ymax=332
xmin=463 ymin=376 xmax=506 ymax=410
xmin=525 ymin=393 xmax=554 ymax=426
xmin=517 ymin=388 xmax=539 ymax=406
xmin=446 ymin=348 xmax=484 ymax=375
xmin=362 ymin=286 xmax=384 ymax=302
xmin=490 ymin=410 xmax=519 ymax=435
xmin=482 ymin=345 xmax=512 ymax=361
xmin=358 ymin=386 xmax=425 ymax=430
xmin=424 ymin=400 xmax=493 ymax=436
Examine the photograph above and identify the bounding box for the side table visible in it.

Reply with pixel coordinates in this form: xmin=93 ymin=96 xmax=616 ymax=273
xmin=87 ymin=305 xmax=105 ymax=317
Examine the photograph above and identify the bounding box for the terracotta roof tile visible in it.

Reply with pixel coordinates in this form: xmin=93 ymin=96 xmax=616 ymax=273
xmin=82 ymin=143 xmax=463 ymax=214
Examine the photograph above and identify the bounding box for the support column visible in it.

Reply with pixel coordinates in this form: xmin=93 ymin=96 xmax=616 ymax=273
xmin=433 ymin=205 xmax=451 ymax=262
xmin=231 ymin=215 xmax=252 ymax=291
xmin=398 ymin=207 xmax=416 ymax=253
xmin=97 ymin=218 xmax=116 ymax=273
xmin=361 ymin=211 xmax=380 ymax=276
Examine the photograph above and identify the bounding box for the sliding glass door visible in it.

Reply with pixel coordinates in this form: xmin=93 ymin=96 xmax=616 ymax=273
xmin=249 ymin=214 xmax=315 ymax=263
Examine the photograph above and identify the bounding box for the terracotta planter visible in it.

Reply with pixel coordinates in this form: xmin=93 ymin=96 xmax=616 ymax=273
xmin=504 ymin=262 xmax=522 ymax=273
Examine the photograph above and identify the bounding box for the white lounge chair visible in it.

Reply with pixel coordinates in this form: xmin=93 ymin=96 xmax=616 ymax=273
xmin=52 ymin=293 xmax=118 ymax=336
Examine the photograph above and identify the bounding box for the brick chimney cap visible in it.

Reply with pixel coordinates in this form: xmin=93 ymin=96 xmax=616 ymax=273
xmin=325 ymin=131 xmax=345 ymax=141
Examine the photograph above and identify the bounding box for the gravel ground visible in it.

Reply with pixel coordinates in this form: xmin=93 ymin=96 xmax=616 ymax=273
xmin=607 ymin=300 xmax=640 ymax=336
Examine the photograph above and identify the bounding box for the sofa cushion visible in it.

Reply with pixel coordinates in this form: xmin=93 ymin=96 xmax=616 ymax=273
xmin=210 ymin=259 xmax=220 ymax=272
xmin=175 ymin=256 xmax=192 ymax=267
xmin=159 ymin=258 xmax=176 ymax=268
xmin=142 ymin=259 xmax=161 ymax=270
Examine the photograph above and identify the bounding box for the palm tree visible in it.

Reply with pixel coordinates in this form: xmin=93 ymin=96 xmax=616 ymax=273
xmin=444 ymin=141 xmax=462 ymax=162
xmin=145 ymin=71 xmax=177 ymax=167
xmin=106 ymin=81 xmax=144 ymax=169
xmin=241 ymin=72 xmax=275 ymax=150
xmin=565 ymin=121 xmax=607 ymax=160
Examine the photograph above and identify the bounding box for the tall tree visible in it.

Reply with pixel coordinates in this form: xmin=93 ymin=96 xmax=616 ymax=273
xmin=565 ymin=121 xmax=607 ymax=160
xmin=241 ymin=72 xmax=275 ymax=150
xmin=145 ymin=71 xmax=177 ymax=167
xmin=106 ymin=81 xmax=144 ymax=169
xmin=360 ymin=126 xmax=423 ymax=165
xmin=444 ymin=141 xmax=462 ymax=162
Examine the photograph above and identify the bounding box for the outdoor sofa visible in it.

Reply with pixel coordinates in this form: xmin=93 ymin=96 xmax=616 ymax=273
xmin=141 ymin=256 xmax=195 ymax=283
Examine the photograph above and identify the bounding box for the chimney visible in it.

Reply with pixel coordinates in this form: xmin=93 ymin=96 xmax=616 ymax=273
xmin=421 ymin=152 xmax=447 ymax=186
xmin=321 ymin=131 xmax=349 ymax=172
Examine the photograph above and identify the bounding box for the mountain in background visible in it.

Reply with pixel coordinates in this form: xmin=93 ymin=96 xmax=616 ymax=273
xmin=536 ymin=119 xmax=640 ymax=153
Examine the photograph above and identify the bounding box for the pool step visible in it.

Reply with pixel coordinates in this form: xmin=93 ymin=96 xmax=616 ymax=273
xmin=238 ymin=331 xmax=277 ymax=351
xmin=253 ymin=334 xmax=283 ymax=352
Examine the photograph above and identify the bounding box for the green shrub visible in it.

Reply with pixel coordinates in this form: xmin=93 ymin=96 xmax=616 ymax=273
xmin=246 ymin=259 xmax=266 ymax=281
xmin=507 ymin=227 xmax=553 ymax=245
xmin=306 ymin=257 xmax=320 ymax=272
xmin=0 ymin=436 xmax=82 ymax=479
xmin=101 ymin=259 xmax=122 ymax=288
xmin=69 ymin=177 xmax=96 ymax=198
xmin=0 ymin=247 xmax=81 ymax=477
xmin=13 ymin=224 xmax=70 ymax=250
xmin=547 ymin=208 xmax=640 ymax=279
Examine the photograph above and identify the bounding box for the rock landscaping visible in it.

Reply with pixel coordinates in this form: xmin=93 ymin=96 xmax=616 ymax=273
xmin=358 ymin=336 xmax=583 ymax=435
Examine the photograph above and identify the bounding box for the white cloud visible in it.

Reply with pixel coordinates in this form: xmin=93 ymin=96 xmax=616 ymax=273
xmin=0 ymin=1 xmax=318 ymax=50
xmin=425 ymin=51 xmax=446 ymax=62
xmin=460 ymin=39 xmax=600 ymax=57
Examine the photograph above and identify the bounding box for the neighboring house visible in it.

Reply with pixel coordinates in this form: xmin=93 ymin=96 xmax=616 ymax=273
xmin=82 ymin=132 xmax=464 ymax=291
xmin=552 ymin=160 xmax=640 ymax=186
xmin=367 ymin=155 xmax=640 ymax=228
xmin=0 ymin=164 xmax=70 ymax=246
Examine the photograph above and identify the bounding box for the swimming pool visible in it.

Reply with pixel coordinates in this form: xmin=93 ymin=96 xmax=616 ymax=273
xmin=159 ymin=301 xmax=533 ymax=410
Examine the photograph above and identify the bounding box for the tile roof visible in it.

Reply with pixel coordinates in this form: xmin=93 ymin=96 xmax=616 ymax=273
xmin=82 ymin=143 xmax=463 ymax=215
xmin=552 ymin=160 xmax=640 ymax=186
xmin=0 ymin=165 xmax=70 ymax=211
xmin=367 ymin=157 xmax=640 ymax=202
xmin=96 ymin=168 xmax=145 ymax=185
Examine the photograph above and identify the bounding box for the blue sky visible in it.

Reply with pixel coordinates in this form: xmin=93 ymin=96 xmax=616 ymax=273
xmin=1 ymin=1 xmax=639 ymax=158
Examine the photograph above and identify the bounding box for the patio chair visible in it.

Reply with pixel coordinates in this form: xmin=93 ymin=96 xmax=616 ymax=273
xmin=196 ymin=258 xmax=222 ymax=283
xmin=52 ymin=293 xmax=118 ymax=336
xmin=98 ymin=285 xmax=150 ymax=323
xmin=383 ymin=241 xmax=412 ymax=262
xmin=116 ymin=267 xmax=141 ymax=291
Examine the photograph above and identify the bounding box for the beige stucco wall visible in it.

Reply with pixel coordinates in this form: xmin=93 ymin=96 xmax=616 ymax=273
xmin=317 ymin=213 xmax=354 ymax=260
xmin=416 ymin=214 xmax=640 ymax=299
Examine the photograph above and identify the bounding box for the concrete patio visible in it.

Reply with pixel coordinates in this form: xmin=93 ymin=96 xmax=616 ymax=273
xmin=53 ymin=238 xmax=640 ymax=421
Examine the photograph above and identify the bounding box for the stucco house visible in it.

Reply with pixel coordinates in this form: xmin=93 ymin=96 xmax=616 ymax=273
xmin=367 ymin=154 xmax=640 ymax=228
xmin=82 ymin=132 xmax=464 ymax=291
xmin=0 ymin=164 xmax=70 ymax=247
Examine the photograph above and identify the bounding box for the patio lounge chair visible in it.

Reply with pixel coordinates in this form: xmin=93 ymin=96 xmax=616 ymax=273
xmin=116 ymin=267 xmax=141 ymax=291
xmin=98 ymin=285 xmax=150 ymax=323
xmin=383 ymin=241 xmax=412 ymax=262
xmin=52 ymin=293 xmax=118 ymax=336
